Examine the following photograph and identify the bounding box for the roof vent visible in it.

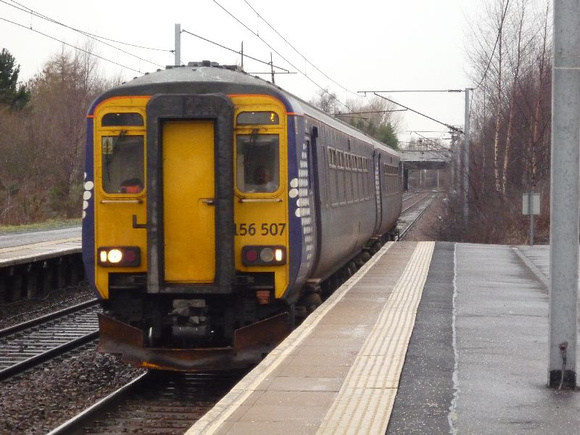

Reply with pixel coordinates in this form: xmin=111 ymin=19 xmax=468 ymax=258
xmin=187 ymin=61 xmax=220 ymax=68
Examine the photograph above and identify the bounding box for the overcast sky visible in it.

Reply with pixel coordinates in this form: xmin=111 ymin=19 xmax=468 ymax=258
xmin=1 ymin=0 xmax=485 ymax=145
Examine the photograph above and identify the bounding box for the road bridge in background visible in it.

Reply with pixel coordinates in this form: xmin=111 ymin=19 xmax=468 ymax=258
xmin=401 ymin=146 xmax=452 ymax=170
xmin=401 ymin=145 xmax=454 ymax=190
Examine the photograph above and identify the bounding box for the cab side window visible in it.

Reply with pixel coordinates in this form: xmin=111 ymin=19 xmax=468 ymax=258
xmin=101 ymin=134 xmax=144 ymax=194
xmin=236 ymin=133 xmax=280 ymax=193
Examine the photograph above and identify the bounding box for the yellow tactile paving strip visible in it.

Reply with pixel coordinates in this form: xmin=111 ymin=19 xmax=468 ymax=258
xmin=317 ymin=241 xmax=435 ymax=434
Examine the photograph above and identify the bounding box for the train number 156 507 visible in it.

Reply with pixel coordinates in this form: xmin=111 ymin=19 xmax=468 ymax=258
xmin=235 ymin=223 xmax=286 ymax=236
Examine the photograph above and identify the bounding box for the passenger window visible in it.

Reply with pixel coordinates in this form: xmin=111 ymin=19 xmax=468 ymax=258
xmin=236 ymin=133 xmax=279 ymax=193
xmin=101 ymin=134 xmax=144 ymax=194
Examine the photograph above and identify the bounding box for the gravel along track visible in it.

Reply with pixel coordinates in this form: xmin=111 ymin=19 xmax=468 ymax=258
xmin=0 ymin=346 xmax=144 ymax=434
xmin=0 ymin=283 xmax=144 ymax=434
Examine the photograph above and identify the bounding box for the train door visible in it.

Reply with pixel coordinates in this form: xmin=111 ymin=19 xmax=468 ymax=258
xmin=162 ymin=121 xmax=215 ymax=282
xmin=146 ymin=94 xmax=234 ymax=294
xmin=373 ymin=151 xmax=383 ymax=235
xmin=306 ymin=127 xmax=321 ymax=276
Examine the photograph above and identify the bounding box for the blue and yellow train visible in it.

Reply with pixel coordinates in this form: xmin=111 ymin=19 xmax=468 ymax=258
xmin=82 ymin=61 xmax=402 ymax=371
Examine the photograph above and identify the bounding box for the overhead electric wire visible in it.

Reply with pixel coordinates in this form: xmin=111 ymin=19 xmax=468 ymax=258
xmin=5 ymin=0 xmax=170 ymax=51
xmin=213 ymin=0 xmax=350 ymax=110
xmin=181 ymin=29 xmax=290 ymax=72
xmin=359 ymin=89 xmax=465 ymax=93
xmin=372 ymin=92 xmax=463 ymax=134
xmin=2 ymin=0 xmax=170 ymax=68
xmin=335 ymin=109 xmax=408 ymax=115
xmin=242 ymin=0 xmax=360 ymax=98
xmin=0 ymin=16 xmax=142 ymax=73
xmin=411 ymin=131 xmax=450 ymax=152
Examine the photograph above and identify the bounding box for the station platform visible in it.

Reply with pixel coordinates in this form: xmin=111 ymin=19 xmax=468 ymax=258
xmin=0 ymin=229 xmax=80 ymax=267
xmin=188 ymin=241 xmax=580 ymax=434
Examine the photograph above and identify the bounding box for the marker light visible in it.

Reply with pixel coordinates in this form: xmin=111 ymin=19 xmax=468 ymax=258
xmin=97 ymin=246 xmax=141 ymax=267
xmin=242 ymin=246 xmax=286 ymax=266
xmin=260 ymin=248 xmax=274 ymax=263
xmin=108 ymin=249 xmax=123 ymax=263
xmin=275 ymin=248 xmax=284 ymax=262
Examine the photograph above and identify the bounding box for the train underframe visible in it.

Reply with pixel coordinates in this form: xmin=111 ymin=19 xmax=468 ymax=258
xmin=98 ymin=228 xmax=399 ymax=371
xmin=98 ymin=271 xmax=293 ymax=371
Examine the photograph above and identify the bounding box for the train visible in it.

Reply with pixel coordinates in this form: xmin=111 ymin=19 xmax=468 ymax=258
xmin=82 ymin=61 xmax=402 ymax=371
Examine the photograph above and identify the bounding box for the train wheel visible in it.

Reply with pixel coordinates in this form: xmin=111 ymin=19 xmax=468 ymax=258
xmin=288 ymin=303 xmax=296 ymax=330
xmin=359 ymin=251 xmax=371 ymax=263
xmin=302 ymin=292 xmax=322 ymax=313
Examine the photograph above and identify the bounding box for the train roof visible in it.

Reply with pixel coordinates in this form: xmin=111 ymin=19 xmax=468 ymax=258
xmin=93 ymin=61 xmax=398 ymax=157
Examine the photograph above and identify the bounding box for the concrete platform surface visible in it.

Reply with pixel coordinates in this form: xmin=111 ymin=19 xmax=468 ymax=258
xmin=188 ymin=242 xmax=580 ymax=434
xmin=0 ymin=228 xmax=81 ymax=267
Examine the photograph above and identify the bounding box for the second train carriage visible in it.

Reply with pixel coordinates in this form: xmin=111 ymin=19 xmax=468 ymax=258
xmin=82 ymin=61 xmax=402 ymax=370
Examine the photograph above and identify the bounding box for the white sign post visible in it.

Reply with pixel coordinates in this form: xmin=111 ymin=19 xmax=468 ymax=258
xmin=523 ymin=193 xmax=540 ymax=245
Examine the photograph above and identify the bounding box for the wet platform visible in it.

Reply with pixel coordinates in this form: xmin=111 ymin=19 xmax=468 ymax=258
xmin=188 ymin=241 xmax=580 ymax=434
xmin=0 ymin=228 xmax=81 ymax=267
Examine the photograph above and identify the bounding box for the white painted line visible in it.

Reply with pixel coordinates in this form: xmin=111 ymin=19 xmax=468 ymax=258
xmin=448 ymin=242 xmax=459 ymax=434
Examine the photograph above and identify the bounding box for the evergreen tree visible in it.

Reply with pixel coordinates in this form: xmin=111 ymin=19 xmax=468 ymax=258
xmin=0 ymin=48 xmax=30 ymax=109
xmin=376 ymin=123 xmax=399 ymax=150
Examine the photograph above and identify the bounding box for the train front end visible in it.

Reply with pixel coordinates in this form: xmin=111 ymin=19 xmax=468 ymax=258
xmin=82 ymin=74 xmax=298 ymax=370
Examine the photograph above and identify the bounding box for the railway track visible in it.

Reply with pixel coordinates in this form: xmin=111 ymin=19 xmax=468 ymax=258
xmin=0 ymin=299 xmax=100 ymax=381
xmin=399 ymin=191 xmax=437 ymax=239
xmin=402 ymin=191 xmax=432 ymax=213
xmin=49 ymin=370 xmax=248 ymax=435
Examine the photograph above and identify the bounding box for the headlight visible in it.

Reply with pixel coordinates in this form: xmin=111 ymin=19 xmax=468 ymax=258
xmin=242 ymin=246 xmax=286 ymax=266
xmin=97 ymin=246 xmax=141 ymax=267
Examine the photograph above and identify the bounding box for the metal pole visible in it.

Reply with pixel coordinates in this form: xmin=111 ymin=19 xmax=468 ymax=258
xmin=549 ymin=0 xmax=579 ymax=389
xmin=174 ymin=24 xmax=181 ymax=66
xmin=463 ymin=89 xmax=471 ymax=223
xmin=529 ymin=193 xmax=534 ymax=246
xmin=241 ymin=41 xmax=244 ymax=70
xmin=270 ymin=53 xmax=275 ymax=84
xmin=450 ymin=134 xmax=457 ymax=195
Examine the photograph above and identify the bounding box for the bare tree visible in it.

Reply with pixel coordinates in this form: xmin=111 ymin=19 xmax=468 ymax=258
xmin=26 ymin=46 xmax=111 ymax=217
xmin=0 ymin=43 xmax=114 ymax=224
xmin=335 ymin=97 xmax=401 ymax=148
xmin=458 ymin=0 xmax=552 ymax=243
xmin=309 ymin=88 xmax=341 ymax=114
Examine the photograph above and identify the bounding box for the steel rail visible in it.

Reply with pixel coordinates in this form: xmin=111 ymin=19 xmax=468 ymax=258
xmin=399 ymin=194 xmax=437 ymax=240
xmin=0 ymin=302 xmax=101 ymax=381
